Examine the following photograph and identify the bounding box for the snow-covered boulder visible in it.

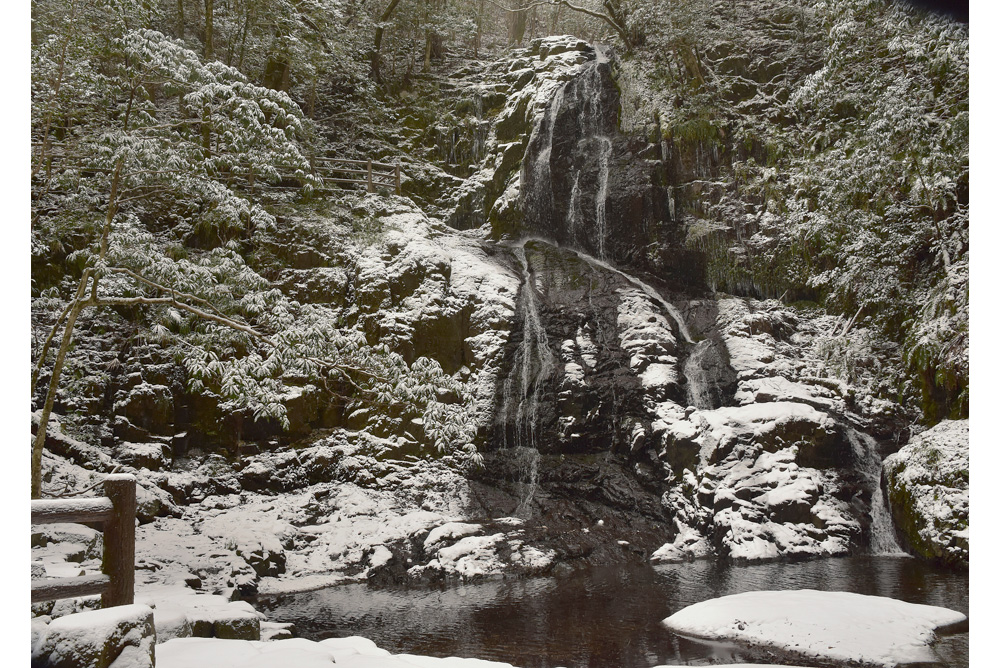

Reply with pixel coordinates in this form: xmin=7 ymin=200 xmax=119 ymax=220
xmin=32 ymin=523 xmax=103 ymax=561
xmin=114 ymin=383 xmax=174 ymax=435
xmin=662 ymin=590 xmax=967 ymax=667
xmin=139 ymin=590 xmax=264 ymax=642
xmin=115 ymin=442 xmax=171 ymax=471
xmin=32 ymin=604 xmax=156 ymax=668
xmin=883 ymin=419 xmax=969 ymax=567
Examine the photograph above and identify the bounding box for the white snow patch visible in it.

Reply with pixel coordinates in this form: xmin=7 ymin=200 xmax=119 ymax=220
xmin=156 ymin=636 xmax=518 ymax=668
xmin=424 ymin=522 xmax=482 ymax=551
xmin=663 ymin=590 xmax=966 ymax=667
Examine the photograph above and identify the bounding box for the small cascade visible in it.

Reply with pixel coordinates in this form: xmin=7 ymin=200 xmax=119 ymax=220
xmin=683 ymin=339 xmax=715 ymax=409
xmin=569 ymin=248 xmax=694 ymax=344
xmin=595 ymin=137 xmax=612 ymax=259
xmin=510 ymin=445 xmax=540 ymax=519
xmin=497 ymin=244 xmax=557 ymax=518
xmin=848 ymin=430 xmax=908 ymax=555
xmin=567 ymin=45 xmax=614 ymax=259
xmin=568 ymin=174 xmax=582 ymax=239
xmin=522 ymin=86 xmax=566 ymax=230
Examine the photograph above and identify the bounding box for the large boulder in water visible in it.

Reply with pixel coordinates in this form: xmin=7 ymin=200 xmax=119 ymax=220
xmin=884 ymin=420 xmax=969 ymax=567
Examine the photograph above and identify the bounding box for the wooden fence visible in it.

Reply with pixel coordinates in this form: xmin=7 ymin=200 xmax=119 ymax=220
xmin=30 ymin=474 xmax=136 ymax=608
xmin=312 ymin=157 xmax=401 ymax=194
xmin=31 ymin=144 xmax=402 ymax=195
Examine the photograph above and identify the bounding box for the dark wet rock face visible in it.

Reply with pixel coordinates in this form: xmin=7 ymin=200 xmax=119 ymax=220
xmin=490 ymin=240 xmax=673 ymax=457
xmin=517 ymin=46 xmax=702 ymax=290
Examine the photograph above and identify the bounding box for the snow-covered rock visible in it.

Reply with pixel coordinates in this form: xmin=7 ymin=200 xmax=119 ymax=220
xmin=884 ymin=419 xmax=969 ymax=567
xmin=662 ymin=590 xmax=966 ymax=667
xmin=33 ymin=604 xmax=156 ymax=668
xmin=115 ymin=442 xmax=171 ymax=471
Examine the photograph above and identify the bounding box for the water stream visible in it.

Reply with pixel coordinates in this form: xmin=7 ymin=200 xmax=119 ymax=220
xmin=683 ymin=339 xmax=715 ymax=410
xmin=497 ymin=244 xmax=556 ymax=516
xmin=568 ymin=247 xmax=694 ymax=344
xmin=849 ymin=430 xmax=908 ymax=555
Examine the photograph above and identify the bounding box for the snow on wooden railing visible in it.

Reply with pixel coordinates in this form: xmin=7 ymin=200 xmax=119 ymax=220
xmin=30 ymin=474 xmax=136 ymax=608
xmin=311 ymin=157 xmax=402 ymax=195
xmin=31 ymin=143 xmax=403 ymax=195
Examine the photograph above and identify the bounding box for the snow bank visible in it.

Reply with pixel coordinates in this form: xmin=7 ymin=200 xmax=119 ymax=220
xmin=662 ymin=590 xmax=967 ymax=667
xmin=156 ymin=636 xmax=518 ymax=668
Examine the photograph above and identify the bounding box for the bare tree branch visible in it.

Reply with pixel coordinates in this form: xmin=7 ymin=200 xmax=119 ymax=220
xmin=484 ymin=0 xmax=632 ymax=50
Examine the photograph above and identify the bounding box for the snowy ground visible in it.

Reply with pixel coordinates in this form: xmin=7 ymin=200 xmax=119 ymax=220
xmin=662 ymin=589 xmax=967 ymax=667
xmin=158 ymin=636 xmax=518 ymax=668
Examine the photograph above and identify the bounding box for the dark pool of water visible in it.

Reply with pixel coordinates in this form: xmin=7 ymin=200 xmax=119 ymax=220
xmin=255 ymin=557 xmax=969 ymax=667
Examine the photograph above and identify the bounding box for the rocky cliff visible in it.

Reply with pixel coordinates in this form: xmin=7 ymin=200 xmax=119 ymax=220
xmin=32 ymin=32 xmax=968 ymax=602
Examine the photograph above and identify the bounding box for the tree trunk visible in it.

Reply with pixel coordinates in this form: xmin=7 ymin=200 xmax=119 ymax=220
xmin=31 ymin=272 xmax=91 ymax=498
xmin=474 ymin=0 xmax=485 ymax=57
xmin=32 ymin=162 xmax=122 ymax=498
xmin=177 ymin=0 xmax=185 ymax=39
xmin=204 ymin=0 xmax=214 ymax=59
xmin=424 ymin=31 xmax=432 ymax=72
xmin=509 ymin=0 xmax=527 ymax=45
xmin=371 ymin=0 xmax=403 ymax=84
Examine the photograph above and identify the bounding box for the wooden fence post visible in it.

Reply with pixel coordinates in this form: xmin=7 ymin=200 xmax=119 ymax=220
xmin=101 ymin=474 xmax=136 ymax=608
xmin=367 ymin=159 xmax=373 ymax=193
xmin=395 ymin=163 xmax=401 ymax=195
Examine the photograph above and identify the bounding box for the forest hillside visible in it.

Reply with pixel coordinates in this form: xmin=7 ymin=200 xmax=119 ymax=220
xmin=30 ymin=0 xmax=969 ymax=656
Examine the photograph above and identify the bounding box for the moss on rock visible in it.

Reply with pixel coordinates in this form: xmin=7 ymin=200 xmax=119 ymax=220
xmin=883 ymin=420 xmax=968 ymax=568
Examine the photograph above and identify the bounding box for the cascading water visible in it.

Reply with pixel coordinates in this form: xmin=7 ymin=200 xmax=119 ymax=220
xmin=499 ymin=244 xmax=557 ymax=517
xmin=569 ymin=247 xmax=694 ymax=344
xmin=683 ymin=339 xmax=715 ymax=409
xmin=594 ymin=137 xmax=612 ymax=259
xmin=567 ymin=46 xmax=613 ymax=259
xmin=848 ymin=430 xmax=907 ymax=555
xmin=522 ymin=86 xmax=566 ymax=234
xmin=521 ymin=43 xmax=621 ymax=261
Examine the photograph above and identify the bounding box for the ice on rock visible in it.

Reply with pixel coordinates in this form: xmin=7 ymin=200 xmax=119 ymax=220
xmin=662 ymin=590 xmax=967 ymax=667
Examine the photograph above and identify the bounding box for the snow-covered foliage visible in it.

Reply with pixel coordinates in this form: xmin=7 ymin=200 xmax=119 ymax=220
xmin=616 ymin=0 xmax=968 ymax=422
xmin=662 ymin=589 xmax=967 ymax=667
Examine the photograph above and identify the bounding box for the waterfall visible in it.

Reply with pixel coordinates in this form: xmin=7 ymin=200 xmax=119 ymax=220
xmin=511 ymin=445 xmax=540 ymax=519
xmin=848 ymin=430 xmax=907 ymax=556
xmin=595 ymin=137 xmax=612 ymax=259
xmin=499 ymin=244 xmax=556 ymax=518
xmin=567 ymin=45 xmax=613 ymax=259
xmin=569 ymin=247 xmax=694 ymax=344
xmin=522 ymin=86 xmax=566 ymax=231
xmin=683 ymin=339 xmax=715 ymax=409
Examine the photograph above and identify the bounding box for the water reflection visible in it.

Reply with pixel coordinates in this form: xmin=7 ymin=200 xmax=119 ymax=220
xmin=255 ymin=557 xmax=968 ymax=667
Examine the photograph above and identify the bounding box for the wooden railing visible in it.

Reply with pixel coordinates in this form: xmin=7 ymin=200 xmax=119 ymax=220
xmin=311 ymin=157 xmax=401 ymax=194
xmin=31 ymin=143 xmax=403 ymax=196
xmin=30 ymin=474 xmax=137 ymax=608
